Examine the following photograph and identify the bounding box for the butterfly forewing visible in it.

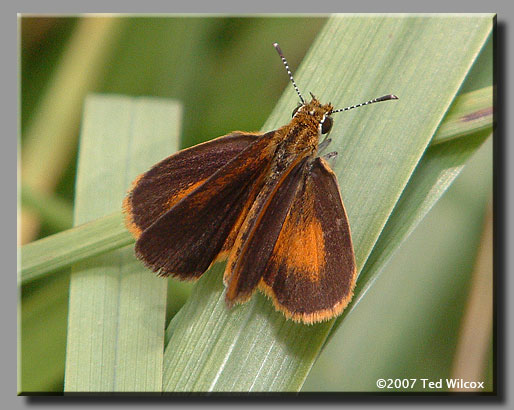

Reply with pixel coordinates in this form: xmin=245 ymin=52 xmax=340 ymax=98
xmin=126 ymin=131 xmax=276 ymax=279
xmin=224 ymin=157 xmax=310 ymax=303
xmin=124 ymin=131 xmax=262 ymax=238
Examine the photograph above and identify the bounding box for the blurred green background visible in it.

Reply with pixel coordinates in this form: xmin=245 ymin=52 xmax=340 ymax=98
xmin=19 ymin=16 xmax=492 ymax=392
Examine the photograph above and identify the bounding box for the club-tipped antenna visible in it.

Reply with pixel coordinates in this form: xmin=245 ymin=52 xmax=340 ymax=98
xmin=273 ymin=43 xmax=305 ymax=104
xmin=330 ymin=94 xmax=398 ymax=114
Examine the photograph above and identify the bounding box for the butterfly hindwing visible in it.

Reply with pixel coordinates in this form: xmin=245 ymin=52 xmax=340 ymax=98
xmin=123 ymin=132 xmax=262 ymax=238
xmin=133 ymin=131 xmax=277 ymax=280
xmin=260 ymin=157 xmax=356 ymax=323
xmin=224 ymin=156 xmax=355 ymax=323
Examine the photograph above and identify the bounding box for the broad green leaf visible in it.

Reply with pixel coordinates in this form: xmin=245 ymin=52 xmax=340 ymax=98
xmin=306 ymin=137 xmax=492 ymax=391
xmin=324 ymin=38 xmax=494 ymax=347
xmin=64 ymin=95 xmax=181 ymax=392
xmin=18 ymin=85 xmax=493 ymax=285
xmin=326 ymin=37 xmax=494 ymax=343
xmin=162 ymin=16 xmax=493 ymax=392
xmin=327 ymin=128 xmax=492 ymax=345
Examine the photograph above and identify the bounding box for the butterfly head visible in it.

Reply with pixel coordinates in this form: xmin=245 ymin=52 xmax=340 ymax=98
xmin=291 ymin=94 xmax=334 ymax=135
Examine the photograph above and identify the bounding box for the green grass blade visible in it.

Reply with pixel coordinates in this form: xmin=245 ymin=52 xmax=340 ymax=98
xmin=64 ymin=95 xmax=181 ymax=392
xmin=306 ymin=138 xmax=492 ymax=391
xmin=326 ymin=75 xmax=493 ymax=342
xmin=161 ymin=16 xmax=493 ymax=392
xmin=20 ymin=212 xmax=132 ymax=284
xmin=327 ymin=128 xmax=492 ymax=345
xmin=18 ymin=82 xmax=493 ymax=286
xmin=431 ymin=85 xmax=493 ymax=145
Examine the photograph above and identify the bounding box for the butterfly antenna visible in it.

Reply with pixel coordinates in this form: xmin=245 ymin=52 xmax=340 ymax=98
xmin=330 ymin=94 xmax=398 ymax=114
xmin=273 ymin=43 xmax=305 ymax=104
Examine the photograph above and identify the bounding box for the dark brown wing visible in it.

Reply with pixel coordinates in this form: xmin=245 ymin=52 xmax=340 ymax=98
xmin=224 ymin=155 xmax=356 ymax=323
xmin=123 ymin=132 xmax=262 ymax=238
xmin=133 ymin=132 xmax=277 ymax=280
xmin=260 ymin=157 xmax=356 ymax=324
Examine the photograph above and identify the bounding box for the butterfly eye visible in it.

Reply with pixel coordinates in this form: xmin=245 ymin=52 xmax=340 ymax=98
xmin=291 ymin=105 xmax=301 ymax=117
xmin=321 ymin=116 xmax=333 ymax=134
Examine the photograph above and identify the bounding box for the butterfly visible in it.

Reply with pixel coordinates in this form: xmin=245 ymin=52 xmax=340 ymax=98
xmin=123 ymin=43 xmax=397 ymax=324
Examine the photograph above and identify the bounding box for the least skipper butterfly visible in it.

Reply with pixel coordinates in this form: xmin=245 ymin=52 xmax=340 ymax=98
xmin=123 ymin=43 xmax=398 ymax=324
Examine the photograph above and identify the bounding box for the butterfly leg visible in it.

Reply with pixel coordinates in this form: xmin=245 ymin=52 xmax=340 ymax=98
xmin=318 ymin=137 xmax=332 ymax=153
